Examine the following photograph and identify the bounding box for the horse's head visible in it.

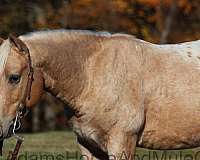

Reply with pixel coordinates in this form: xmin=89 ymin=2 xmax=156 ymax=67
xmin=0 ymin=36 xmax=43 ymax=139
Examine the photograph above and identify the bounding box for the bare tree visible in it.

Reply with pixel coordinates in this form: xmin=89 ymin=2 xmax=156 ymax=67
xmin=160 ymin=0 xmax=177 ymax=44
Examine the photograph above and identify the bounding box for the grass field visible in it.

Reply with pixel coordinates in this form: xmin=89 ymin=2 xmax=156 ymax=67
xmin=1 ymin=131 xmax=199 ymax=160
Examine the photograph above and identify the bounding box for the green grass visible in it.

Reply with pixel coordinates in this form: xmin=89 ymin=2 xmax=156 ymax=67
xmin=1 ymin=131 xmax=79 ymax=160
xmin=1 ymin=131 xmax=199 ymax=160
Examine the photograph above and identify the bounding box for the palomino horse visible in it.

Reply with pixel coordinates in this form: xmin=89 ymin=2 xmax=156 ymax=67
xmin=0 ymin=30 xmax=200 ymax=160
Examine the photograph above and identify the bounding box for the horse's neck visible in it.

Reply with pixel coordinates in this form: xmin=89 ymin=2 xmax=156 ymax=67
xmin=20 ymin=34 xmax=101 ymax=109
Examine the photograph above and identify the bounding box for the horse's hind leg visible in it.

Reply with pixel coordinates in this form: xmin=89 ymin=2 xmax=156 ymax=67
xmin=107 ymin=129 xmax=137 ymax=160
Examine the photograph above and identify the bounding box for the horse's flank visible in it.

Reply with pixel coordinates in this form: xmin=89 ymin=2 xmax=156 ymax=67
xmin=19 ymin=30 xmax=200 ymax=152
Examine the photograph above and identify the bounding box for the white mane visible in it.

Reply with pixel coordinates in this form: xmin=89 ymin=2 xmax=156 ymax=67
xmin=19 ymin=29 xmax=137 ymax=43
xmin=156 ymin=40 xmax=200 ymax=56
xmin=0 ymin=40 xmax=11 ymax=75
xmin=19 ymin=29 xmax=113 ymax=40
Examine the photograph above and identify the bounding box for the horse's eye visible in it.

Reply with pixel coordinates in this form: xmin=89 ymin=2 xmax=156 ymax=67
xmin=8 ymin=74 xmax=21 ymax=84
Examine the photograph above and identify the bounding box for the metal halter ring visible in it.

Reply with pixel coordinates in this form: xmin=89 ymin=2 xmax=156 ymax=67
xmin=12 ymin=112 xmax=24 ymax=141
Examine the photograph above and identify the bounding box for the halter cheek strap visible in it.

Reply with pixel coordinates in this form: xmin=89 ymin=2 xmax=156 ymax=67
xmin=15 ymin=48 xmax=34 ymax=129
xmin=17 ymin=52 xmax=34 ymax=119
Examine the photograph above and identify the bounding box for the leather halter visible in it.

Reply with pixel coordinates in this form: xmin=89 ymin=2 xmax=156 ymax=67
xmin=9 ymin=35 xmax=34 ymax=120
xmin=17 ymin=52 xmax=34 ymax=118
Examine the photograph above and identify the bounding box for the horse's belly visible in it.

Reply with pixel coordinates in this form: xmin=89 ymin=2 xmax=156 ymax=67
xmin=138 ymin=100 xmax=200 ymax=149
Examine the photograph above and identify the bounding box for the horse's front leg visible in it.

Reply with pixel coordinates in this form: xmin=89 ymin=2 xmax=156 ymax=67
xmin=107 ymin=129 xmax=137 ymax=160
xmin=79 ymin=144 xmax=96 ymax=160
xmin=106 ymin=99 xmax=144 ymax=160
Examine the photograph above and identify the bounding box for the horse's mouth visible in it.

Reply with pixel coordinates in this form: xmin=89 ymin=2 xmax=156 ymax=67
xmin=0 ymin=119 xmax=22 ymax=140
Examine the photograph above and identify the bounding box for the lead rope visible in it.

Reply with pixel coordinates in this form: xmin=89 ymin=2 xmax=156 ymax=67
xmin=7 ymin=113 xmax=24 ymax=160
xmin=7 ymin=139 xmax=23 ymax=160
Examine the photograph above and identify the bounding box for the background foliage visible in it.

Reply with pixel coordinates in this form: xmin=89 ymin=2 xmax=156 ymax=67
xmin=0 ymin=0 xmax=200 ymax=43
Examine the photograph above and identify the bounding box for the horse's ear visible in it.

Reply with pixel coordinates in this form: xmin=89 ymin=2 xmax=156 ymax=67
xmin=26 ymin=69 xmax=44 ymax=107
xmin=8 ymin=34 xmax=29 ymax=54
xmin=0 ymin=38 xmax=4 ymax=45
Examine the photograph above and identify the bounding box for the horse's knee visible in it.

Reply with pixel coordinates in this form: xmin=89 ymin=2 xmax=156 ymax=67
xmin=107 ymin=129 xmax=138 ymax=160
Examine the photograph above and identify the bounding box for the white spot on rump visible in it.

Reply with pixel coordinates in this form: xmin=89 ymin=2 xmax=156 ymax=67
xmin=154 ymin=40 xmax=200 ymax=57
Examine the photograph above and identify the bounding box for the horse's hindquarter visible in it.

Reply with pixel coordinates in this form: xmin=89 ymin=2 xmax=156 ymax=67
xmin=139 ymin=43 xmax=200 ymax=149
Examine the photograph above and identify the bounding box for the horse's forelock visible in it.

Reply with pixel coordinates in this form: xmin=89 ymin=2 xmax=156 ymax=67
xmin=0 ymin=40 xmax=11 ymax=75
